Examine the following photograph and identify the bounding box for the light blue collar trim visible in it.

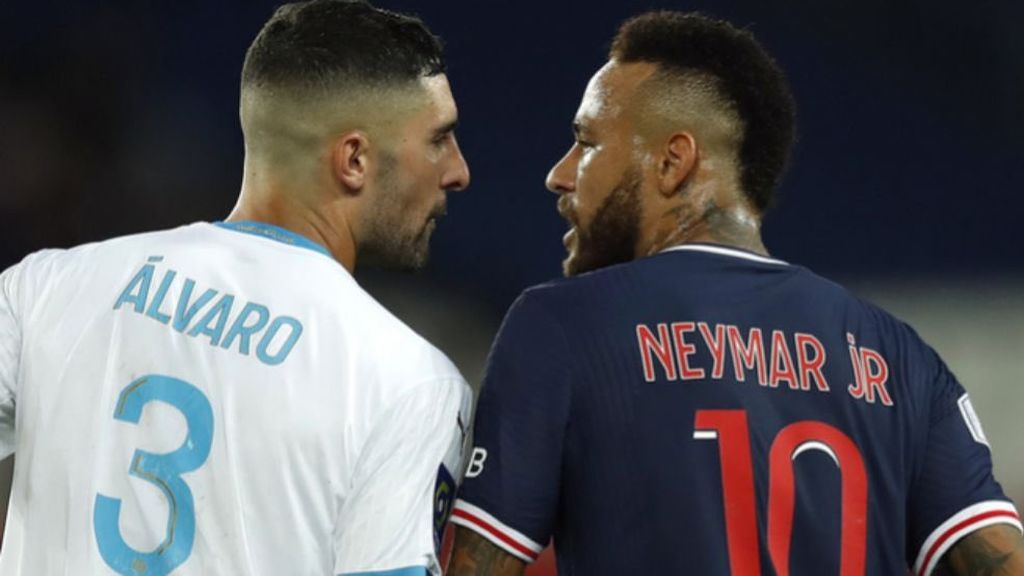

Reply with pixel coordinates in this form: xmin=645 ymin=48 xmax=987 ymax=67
xmin=215 ymin=221 xmax=332 ymax=258
xmin=340 ymin=568 xmax=428 ymax=576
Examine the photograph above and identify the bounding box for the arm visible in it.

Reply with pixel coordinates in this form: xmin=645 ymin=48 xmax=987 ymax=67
xmin=448 ymin=527 xmax=525 ymax=576
xmin=335 ymin=377 xmax=471 ymax=576
xmin=0 ymin=263 xmax=24 ymax=460
xmin=935 ymin=524 xmax=1024 ymax=576
xmin=904 ymin=341 xmax=1023 ymax=576
xmin=448 ymin=289 xmax=569 ymax=573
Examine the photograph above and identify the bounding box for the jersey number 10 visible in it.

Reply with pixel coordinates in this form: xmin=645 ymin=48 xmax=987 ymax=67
xmin=694 ymin=410 xmax=868 ymax=575
xmin=93 ymin=375 xmax=214 ymax=576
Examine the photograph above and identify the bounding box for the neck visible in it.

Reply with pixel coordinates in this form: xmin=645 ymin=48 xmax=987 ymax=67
xmin=698 ymin=204 xmax=768 ymax=255
xmin=228 ymin=173 xmax=358 ymax=272
xmin=643 ymin=188 xmax=768 ymax=257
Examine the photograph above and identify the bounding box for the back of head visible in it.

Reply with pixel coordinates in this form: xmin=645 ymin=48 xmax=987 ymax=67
xmin=242 ymin=0 xmax=444 ymax=94
xmin=235 ymin=1 xmax=469 ymax=273
xmin=239 ymin=0 xmax=446 ymax=165
xmin=610 ymin=12 xmax=796 ymax=212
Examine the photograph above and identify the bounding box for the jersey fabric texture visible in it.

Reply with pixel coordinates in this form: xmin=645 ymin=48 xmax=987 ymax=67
xmin=453 ymin=243 xmax=1019 ymax=576
xmin=0 ymin=221 xmax=471 ymax=576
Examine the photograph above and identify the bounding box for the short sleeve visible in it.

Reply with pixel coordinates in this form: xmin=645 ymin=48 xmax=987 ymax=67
xmin=908 ymin=355 xmax=1021 ymax=576
xmin=0 ymin=262 xmax=25 ymax=459
xmin=451 ymin=290 xmax=570 ymax=563
xmin=335 ymin=376 xmax=472 ymax=576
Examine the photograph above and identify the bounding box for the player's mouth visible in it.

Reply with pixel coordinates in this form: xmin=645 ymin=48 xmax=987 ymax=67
xmin=557 ymin=196 xmax=579 ymax=226
xmin=425 ymin=201 xmax=447 ymax=229
xmin=430 ymin=200 xmax=448 ymax=219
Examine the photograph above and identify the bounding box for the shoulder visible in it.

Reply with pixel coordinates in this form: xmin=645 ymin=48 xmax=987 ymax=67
xmin=779 ymin=261 xmax=923 ymax=343
xmin=486 ymin=277 xmax=589 ymax=360
xmin=801 ymin=266 xmax=941 ymax=364
xmin=8 ymin=223 xmax=212 ymax=275
xmin=5 ymin=223 xmax=232 ymax=292
xmin=3 ymin=248 xmax=66 ymax=287
xmin=332 ymin=284 xmax=468 ymax=400
xmin=511 ymin=262 xmax=636 ymax=313
xmin=799 ymin=270 xmax=951 ymax=404
xmin=373 ymin=300 xmax=463 ymax=379
xmin=1 ymin=241 xmax=110 ymax=308
xmin=841 ymin=284 xmax=934 ymax=358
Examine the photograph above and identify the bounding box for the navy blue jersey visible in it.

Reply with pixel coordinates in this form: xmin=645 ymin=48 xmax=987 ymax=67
xmin=452 ymin=244 xmax=1020 ymax=576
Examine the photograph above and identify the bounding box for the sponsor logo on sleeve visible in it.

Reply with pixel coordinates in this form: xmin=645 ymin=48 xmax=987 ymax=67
xmin=434 ymin=464 xmax=457 ymax=552
xmin=958 ymin=394 xmax=989 ymax=447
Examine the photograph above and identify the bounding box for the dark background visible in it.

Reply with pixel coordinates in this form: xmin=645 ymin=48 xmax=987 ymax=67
xmin=2 ymin=0 xmax=1024 ymax=565
xmin=3 ymin=0 xmax=1023 ymax=310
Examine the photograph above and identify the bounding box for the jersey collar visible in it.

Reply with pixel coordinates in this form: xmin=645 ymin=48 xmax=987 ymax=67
xmin=659 ymin=242 xmax=788 ymax=266
xmin=214 ymin=221 xmax=332 ymax=258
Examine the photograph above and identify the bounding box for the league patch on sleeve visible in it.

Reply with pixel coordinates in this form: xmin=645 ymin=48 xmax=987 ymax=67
xmin=433 ymin=464 xmax=456 ymax=552
xmin=958 ymin=393 xmax=989 ymax=447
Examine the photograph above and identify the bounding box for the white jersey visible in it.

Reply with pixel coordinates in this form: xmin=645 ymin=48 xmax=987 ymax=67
xmin=0 ymin=221 xmax=472 ymax=576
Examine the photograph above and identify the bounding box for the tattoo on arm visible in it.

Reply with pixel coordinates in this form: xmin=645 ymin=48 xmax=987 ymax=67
xmin=448 ymin=526 xmax=527 ymax=576
xmin=937 ymin=524 xmax=1024 ymax=576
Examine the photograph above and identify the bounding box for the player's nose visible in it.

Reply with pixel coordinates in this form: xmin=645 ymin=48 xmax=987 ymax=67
xmin=442 ymin=136 xmax=471 ymax=192
xmin=545 ymin=146 xmax=577 ymax=194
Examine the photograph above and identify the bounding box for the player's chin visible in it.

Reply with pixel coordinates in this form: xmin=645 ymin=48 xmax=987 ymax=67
xmin=403 ymin=226 xmax=435 ymax=271
xmin=363 ymin=234 xmax=431 ymax=271
xmin=401 ymin=239 xmax=431 ymax=271
xmin=389 ymin=249 xmax=429 ymax=272
xmin=564 ymin=244 xmax=634 ymax=277
xmin=562 ymin=252 xmax=586 ymax=277
xmin=386 ymin=220 xmax=435 ymax=270
xmin=423 ymin=217 xmax=438 ymax=238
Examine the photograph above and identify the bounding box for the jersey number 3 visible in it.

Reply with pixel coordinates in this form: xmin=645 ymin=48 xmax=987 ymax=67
xmin=694 ymin=410 xmax=868 ymax=576
xmin=93 ymin=375 xmax=214 ymax=576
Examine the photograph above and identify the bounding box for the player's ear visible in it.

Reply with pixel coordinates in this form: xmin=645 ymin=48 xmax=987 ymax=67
xmin=332 ymin=131 xmax=371 ymax=195
xmin=658 ymin=131 xmax=697 ymax=197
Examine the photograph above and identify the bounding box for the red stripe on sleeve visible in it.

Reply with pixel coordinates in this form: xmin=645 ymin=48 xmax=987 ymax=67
xmin=450 ymin=508 xmax=540 ymax=561
xmin=918 ymin=510 xmax=1021 ymax=576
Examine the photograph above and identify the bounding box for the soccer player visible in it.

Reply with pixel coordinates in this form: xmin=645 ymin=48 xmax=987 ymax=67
xmin=0 ymin=1 xmax=472 ymax=575
xmin=449 ymin=11 xmax=1024 ymax=576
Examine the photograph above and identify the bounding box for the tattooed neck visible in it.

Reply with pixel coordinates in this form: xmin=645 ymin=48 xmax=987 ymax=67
xmin=647 ymin=197 xmax=767 ymax=257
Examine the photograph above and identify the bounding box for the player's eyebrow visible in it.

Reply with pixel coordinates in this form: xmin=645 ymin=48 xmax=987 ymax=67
xmin=573 ymin=120 xmax=594 ymax=139
xmin=433 ymin=118 xmax=459 ymax=139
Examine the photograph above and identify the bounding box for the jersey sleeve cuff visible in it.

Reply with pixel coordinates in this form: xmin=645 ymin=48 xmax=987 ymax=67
xmin=339 ymin=568 xmax=428 ymax=576
xmin=913 ymin=500 xmax=1022 ymax=576
xmin=450 ymin=499 xmax=545 ymax=563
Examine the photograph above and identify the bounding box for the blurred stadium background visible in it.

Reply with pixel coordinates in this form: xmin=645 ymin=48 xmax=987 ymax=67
xmin=2 ymin=0 xmax=1023 ymax=572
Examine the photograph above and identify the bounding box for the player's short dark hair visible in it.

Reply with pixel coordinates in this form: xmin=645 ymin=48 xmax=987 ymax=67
xmin=242 ymin=0 xmax=445 ymax=93
xmin=611 ymin=12 xmax=796 ymax=212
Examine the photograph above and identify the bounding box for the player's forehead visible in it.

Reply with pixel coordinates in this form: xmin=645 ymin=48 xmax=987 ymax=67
xmin=574 ymin=60 xmax=657 ymax=134
xmin=415 ymin=73 xmax=459 ymax=128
